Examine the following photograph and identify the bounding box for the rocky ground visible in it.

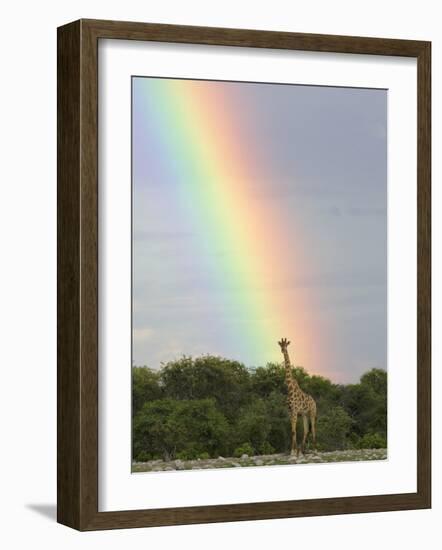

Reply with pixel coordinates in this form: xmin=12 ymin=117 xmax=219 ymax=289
xmin=132 ymin=448 xmax=387 ymax=472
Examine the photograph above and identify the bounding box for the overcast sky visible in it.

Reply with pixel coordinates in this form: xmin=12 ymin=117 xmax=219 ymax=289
xmin=132 ymin=78 xmax=387 ymax=383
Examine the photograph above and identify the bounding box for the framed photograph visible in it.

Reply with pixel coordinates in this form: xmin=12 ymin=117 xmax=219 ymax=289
xmin=57 ymin=19 xmax=431 ymax=530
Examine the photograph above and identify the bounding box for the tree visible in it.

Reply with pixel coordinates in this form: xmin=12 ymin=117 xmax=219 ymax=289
xmin=250 ymin=363 xmax=286 ymax=398
xmin=360 ymin=368 xmax=387 ymax=395
xmin=316 ymin=406 xmax=353 ymax=450
xmin=160 ymin=355 xmax=250 ymax=420
xmin=264 ymin=390 xmax=291 ymax=453
xmin=132 ymin=366 xmax=162 ymax=415
xmin=302 ymin=374 xmax=340 ymax=405
xmin=133 ymin=398 xmax=229 ymax=461
xmin=235 ymin=399 xmax=272 ymax=454
xmin=132 ymin=357 xmax=388 ymax=460
xmin=341 ymin=369 xmax=387 ymax=440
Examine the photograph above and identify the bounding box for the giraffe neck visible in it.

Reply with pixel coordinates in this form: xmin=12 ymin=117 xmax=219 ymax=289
xmin=282 ymin=349 xmax=299 ymax=394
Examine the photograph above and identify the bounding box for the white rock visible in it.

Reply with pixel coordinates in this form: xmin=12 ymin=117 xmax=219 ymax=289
xmin=174 ymin=459 xmax=185 ymax=470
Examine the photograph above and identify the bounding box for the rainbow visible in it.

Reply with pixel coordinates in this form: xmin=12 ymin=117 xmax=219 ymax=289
xmin=133 ymin=77 xmax=329 ymax=375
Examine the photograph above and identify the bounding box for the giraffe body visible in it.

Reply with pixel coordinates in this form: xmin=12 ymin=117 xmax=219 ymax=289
xmin=278 ymin=338 xmax=317 ymax=457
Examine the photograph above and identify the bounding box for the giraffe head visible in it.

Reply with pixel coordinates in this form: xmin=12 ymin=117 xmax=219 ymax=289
xmin=278 ymin=338 xmax=291 ymax=352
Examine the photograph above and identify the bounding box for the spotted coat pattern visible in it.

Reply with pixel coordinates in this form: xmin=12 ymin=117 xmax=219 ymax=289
xmin=278 ymin=338 xmax=317 ymax=456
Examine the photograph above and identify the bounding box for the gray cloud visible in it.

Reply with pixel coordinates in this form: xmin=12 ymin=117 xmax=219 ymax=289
xmin=132 ymin=79 xmax=387 ymax=383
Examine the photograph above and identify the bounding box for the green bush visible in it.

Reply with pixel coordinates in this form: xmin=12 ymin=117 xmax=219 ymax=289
xmin=175 ymin=448 xmax=212 ymax=460
xmin=134 ymin=450 xmax=154 ymax=462
xmin=133 ymin=397 xmax=229 ymax=461
xmin=132 ymin=360 xmax=387 ymax=459
xmin=175 ymin=448 xmax=199 ymax=460
xmin=357 ymin=432 xmax=387 ymax=449
xmin=347 ymin=432 xmax=362 ymax=449
xmin=234 ymin=442 xmax=254 ymax=457
xmin=341 ymin=375 xmax=387 ymax=439
xmin=316 ymin=406 xmax=353 ymax=451
xmin=236 ymin=400 xmax=271 ymax=454
xmin=264 ymin=391 xmax=291 ymax=453
xmin=259 ymin=441 xmax=276 ymax=455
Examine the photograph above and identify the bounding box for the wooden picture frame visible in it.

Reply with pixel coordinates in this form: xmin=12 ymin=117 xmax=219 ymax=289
xmin=57 ymin=18 xmax=431 ymax=530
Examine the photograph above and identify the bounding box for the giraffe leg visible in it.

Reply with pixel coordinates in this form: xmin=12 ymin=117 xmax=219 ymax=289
xmin=310 ymin=412 xmax=317 ymax=451
xmin=301 ymin=415 xmax=309 ymax=455
xmin=290 ymin=414 xmax=298 ymax=456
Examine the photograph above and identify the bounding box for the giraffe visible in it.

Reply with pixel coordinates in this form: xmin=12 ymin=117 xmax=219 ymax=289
xmin=278 ymin=338 xmax=317 ymax=456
